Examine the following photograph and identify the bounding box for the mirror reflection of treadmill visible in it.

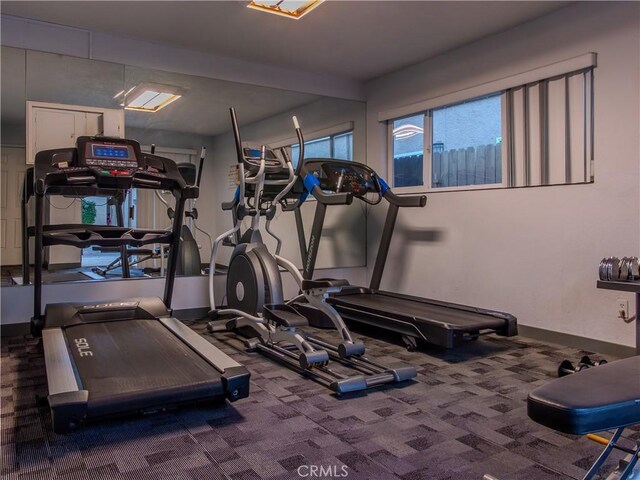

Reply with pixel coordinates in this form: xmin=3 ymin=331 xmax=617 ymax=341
xmin=300 ymin=158 xmax=517 ymax=351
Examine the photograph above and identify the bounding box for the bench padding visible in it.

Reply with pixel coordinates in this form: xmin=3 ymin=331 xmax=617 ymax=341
xmin=527 ymin=356 xmax=640 ymax=435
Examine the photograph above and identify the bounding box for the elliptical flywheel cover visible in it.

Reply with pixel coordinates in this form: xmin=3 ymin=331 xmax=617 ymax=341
xmin=226 ymin=251 xmax=265 ymax=316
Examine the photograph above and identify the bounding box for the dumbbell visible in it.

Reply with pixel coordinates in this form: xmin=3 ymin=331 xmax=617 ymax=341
xmin=609 ymin=257 xmax=622 ymax=280
xmin=599 ymin=256 xmax=640 ymax=281
xmin=620 ymin=257 xmax=640 ymax=281
xmin=558 ymin=359 xmax=590 ymax=377
xmin=599 ymin=257 xmax=620 ymax=281
xmin=599 ymin=257 xmax=609 ymax=280
xmin=579 ymin=355 xmax=607 ymax=368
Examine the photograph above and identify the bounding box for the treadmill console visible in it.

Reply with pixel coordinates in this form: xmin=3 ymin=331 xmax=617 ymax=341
xmin=304 ymin=159 xmax=381 ymax=197
xmin=81 ymin=139 xmax=141 ymax=171
xmin=33 ymin=136 xmax=192 ymax=196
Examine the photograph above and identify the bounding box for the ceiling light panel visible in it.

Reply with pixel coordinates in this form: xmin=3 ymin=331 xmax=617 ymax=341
xmin=247 ymin=0 xmax=325 ymax=19
xmin=127 ymin=90 xmax=162 ymax=108
xmin=118 ymin=83 xmax=184 ymax=113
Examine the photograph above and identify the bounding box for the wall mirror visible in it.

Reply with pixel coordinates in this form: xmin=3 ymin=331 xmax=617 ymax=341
xmin=0 ymin=47 xmax=367 ymax=287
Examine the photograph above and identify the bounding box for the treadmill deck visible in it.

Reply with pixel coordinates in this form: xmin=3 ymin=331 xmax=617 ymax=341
xmin=66 ymin=319 xmax=224 ymax=416
xmin=41 ymin=297 xmax=250 ymax=432
xmin=330 ymin=289 xmax=517 ymax=348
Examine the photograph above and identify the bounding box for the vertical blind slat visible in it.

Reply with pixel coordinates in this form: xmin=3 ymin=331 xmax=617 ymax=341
xmin=508 ymin=68 xmax=592 ymax=187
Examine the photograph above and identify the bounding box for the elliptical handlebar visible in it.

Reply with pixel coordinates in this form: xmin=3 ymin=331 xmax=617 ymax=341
xmin=196 ymin=147 xmax=206 ymax=188
xmin=247 ymin=146 xmax=267 ymax=184
xmin=268 ymin=115 xmax=305 ymax=208
xmin=230 ymin=107 xmax=244 ymax=166
xmin=293 ymin=116 xmax=305 ymax=177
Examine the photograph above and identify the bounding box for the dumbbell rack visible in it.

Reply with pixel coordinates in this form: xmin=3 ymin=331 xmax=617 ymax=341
xmin=597 ymin=280 xmax=640 ymax=354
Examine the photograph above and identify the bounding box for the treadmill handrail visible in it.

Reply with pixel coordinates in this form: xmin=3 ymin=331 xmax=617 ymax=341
xmin=312 ymin=185 xmax=353 ymax=206
xmin=42 ymin=329 xmax=82 ymax=395
xmin=383 ymin=189 xmax=427 ymax=208
xmin=159 ymin=317 xmax=246 ymax=373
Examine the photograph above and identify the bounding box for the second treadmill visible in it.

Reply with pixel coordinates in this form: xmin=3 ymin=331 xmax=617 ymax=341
xmin=298 ymin=159 xmax=517 ymax=350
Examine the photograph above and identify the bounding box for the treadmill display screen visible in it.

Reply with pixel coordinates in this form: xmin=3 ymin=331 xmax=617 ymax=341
xmin=92 ymin=145 xmax=130 ymax=159
xmin=85 ymin=141 xmax=139 ymax=168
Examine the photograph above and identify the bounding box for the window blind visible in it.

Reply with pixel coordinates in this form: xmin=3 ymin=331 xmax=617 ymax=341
xmin=506 ymin=67 xmax=593 ymax=187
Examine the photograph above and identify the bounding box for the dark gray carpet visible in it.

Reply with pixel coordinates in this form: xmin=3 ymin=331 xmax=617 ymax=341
xmin=1 ymin=323 xmax=636 ymax=480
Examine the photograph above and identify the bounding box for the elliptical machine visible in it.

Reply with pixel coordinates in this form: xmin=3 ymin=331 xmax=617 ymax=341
xmin=207 ymin=108 xmax=416 ymax=394
xmin=150 ymin=145 xmax=207 ymax=277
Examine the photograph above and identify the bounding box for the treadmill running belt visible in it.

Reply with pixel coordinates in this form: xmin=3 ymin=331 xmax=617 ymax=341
xmin=66 ymin=319 xmax=224 ymax=416
xmin=42 ymin=271 xmax=91 ymax=283
xmin=333 ymin=292 xmax=507 ymax=330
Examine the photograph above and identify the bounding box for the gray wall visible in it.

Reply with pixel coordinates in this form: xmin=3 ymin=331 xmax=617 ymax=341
xmin=363 ymin=2 xmax=640 ymax=347
xmin=1 ymin=124 xmax=25 ymax=145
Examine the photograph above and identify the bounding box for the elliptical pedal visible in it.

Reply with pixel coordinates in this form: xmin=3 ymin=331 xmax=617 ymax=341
xmin=264 ymin=304 xmax=309 ymax=328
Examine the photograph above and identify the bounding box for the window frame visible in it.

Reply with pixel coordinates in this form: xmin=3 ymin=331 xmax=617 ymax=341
xmin=388 ymin=70 xmax=593 ymax=193
xmin=388 ymin=94 xmax=509 ymax=193
xmin=383 ymin=54 xmax=596 ymax=194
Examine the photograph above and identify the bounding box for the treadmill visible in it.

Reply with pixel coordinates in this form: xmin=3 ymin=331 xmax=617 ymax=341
xmin=30 ymin=136 xmax=250 ymax=433
xmin=298 ymin=158 xmax=517 ymax=350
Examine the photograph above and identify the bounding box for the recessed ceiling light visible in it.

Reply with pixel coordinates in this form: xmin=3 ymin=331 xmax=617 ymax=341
xmin=115 ymin=83 xmax=184 ymax=113
xmin=247 ymin=0 xmax=325 ymax=19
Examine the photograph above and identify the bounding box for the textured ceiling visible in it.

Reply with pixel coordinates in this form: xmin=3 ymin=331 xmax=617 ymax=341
xmin=1 ymin=1 xmax=571 ymax=81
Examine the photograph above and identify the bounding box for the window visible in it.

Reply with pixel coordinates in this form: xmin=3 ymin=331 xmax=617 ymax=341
xmin=291 ymin=130 xmax=353 ymax=166
xmin=391 ymin=114 xmax=424 ymax=187
xmin=387 ymin=66 xmax=594 ymax=191
xmin=332 ymin=131 xmax=353 ymax=160
xmin=432 ymin=94 xmax=503 ymax=188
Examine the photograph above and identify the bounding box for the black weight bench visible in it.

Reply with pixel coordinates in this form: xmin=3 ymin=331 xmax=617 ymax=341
xmin=528 ymin=356 xmax=640 ymax=480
